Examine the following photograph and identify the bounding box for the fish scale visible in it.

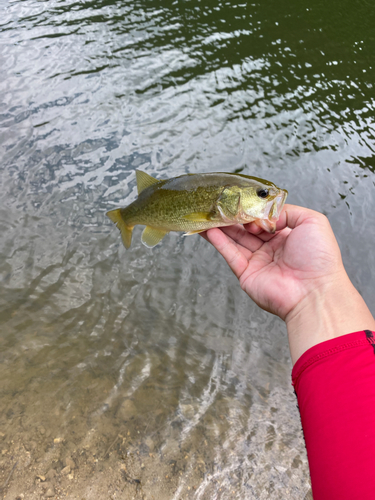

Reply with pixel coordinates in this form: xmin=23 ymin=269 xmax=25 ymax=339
xmin=107 ymin=170 xmax=287 ymax=249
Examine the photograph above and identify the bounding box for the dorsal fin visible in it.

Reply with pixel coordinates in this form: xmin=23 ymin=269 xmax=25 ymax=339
xmin=136 ymin=170 xmax=159 ymax=195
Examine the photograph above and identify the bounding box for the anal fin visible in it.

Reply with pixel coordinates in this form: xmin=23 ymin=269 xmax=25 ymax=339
xmin=141 ymin=226 xmax=169 ymax=248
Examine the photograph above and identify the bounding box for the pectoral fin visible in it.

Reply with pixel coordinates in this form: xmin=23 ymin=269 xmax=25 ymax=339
xmin=141 ymin=226 xmax=169 ymax=248
xmin=136 ymin=170 xmax=159 ymax=195
xmin=107 ymin=209 xmax=134 ymax=249
xmin=182 ymin=211 xmax=218 ymax=222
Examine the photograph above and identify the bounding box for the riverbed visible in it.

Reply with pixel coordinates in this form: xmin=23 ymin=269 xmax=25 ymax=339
xmin=1 ymin=0 xmax=375 ymax=498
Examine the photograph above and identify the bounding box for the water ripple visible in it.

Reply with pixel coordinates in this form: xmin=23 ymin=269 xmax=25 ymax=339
xmin=1 ymin=0 xmax=375 ymax=497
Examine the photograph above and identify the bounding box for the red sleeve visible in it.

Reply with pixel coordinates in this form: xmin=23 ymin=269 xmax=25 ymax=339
xmin=292 ymin=330 xmax=375 ymax=500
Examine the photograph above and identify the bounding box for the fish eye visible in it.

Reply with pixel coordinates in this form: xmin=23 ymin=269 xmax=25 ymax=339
xmin=257 ymin=188 xmax=269 ymax=199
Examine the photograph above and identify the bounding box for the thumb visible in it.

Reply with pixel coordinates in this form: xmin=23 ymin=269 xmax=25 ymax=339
xmin=275 ymin=204 xmax=322 ymax=232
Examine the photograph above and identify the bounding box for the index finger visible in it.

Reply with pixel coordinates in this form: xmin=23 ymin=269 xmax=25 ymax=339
xmin=203 ymin=227 xmax=251 ymax=280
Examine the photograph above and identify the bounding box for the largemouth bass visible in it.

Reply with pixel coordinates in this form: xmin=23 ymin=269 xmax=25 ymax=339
xmin=107 ymin=170 xmax=288 ymax=249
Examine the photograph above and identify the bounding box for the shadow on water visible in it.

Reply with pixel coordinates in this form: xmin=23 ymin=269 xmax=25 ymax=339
xmin=1 ymin=0 xmax=375 ymax=498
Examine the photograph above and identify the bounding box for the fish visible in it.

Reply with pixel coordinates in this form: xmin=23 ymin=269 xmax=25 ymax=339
xmin=107 ymin=170 xmax=288 ymax=249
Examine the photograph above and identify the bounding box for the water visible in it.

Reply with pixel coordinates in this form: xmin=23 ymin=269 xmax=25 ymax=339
xmin=1 ymin=0 xmax=374 ymax=498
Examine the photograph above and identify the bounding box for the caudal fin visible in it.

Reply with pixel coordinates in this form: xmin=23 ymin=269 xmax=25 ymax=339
xmin=106 ymin=209 xmax=133 ymax=249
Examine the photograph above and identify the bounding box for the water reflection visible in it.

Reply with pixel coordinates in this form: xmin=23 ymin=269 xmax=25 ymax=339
xmin=1 ymin=0 xmax=375 ymax=498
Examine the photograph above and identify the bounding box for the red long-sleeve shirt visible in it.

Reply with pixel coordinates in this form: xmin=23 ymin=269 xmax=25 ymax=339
xmin=292 ymin=330 xmax=375 ymax=500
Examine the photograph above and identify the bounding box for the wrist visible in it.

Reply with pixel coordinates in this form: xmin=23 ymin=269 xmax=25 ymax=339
xmin=285 ymin=272 xmax=375 ymax=364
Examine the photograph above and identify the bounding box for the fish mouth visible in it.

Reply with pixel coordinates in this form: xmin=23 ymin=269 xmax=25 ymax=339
xmin=257 ymin=189 xmax=288 ymax=233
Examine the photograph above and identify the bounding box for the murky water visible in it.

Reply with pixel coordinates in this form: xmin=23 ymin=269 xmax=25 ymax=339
xmin=1 ymin=0 xmax=375 ymax=498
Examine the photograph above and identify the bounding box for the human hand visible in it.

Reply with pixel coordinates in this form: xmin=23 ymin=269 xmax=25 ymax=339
xmin=201 ymin=204 xmax=375 ymax=362
xmin=201 ymin=204 xmax=342 ymax=320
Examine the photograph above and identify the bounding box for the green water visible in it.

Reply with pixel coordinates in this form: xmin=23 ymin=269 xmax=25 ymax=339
xmin=1 ymin=0 xmax=374 ymax=498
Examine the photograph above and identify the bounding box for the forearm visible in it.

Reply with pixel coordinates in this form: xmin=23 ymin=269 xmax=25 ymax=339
xmin=292 ymin=328 xmax=375 ymax=500
xmin=285 ymin=271 xmax=375 ymax=365
xmin=289 ymin=271 xmax=375 ymax=499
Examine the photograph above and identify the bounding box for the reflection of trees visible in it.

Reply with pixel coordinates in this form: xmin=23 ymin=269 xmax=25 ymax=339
xmin=8 ymin=0 xmax=375 ymax=163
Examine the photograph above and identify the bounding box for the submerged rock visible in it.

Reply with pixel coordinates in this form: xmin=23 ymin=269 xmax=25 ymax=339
xmin=119 ymin=399 xmax=137 ymax=420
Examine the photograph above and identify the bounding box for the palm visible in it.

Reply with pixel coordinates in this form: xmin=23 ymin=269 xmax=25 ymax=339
xmin=203 ymin=205 xmax=342 ymax=320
